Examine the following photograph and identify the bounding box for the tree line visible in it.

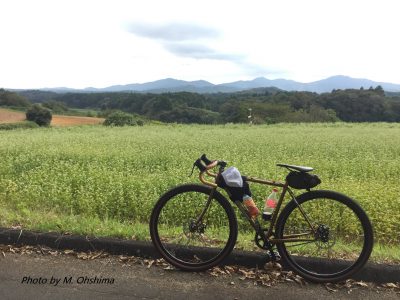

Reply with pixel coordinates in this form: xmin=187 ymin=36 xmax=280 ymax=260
xmin=3 ymin=86 xmax=400 ymax=124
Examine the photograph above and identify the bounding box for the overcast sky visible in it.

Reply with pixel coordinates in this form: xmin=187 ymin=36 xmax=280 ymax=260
xmin=1 ymin=0 xmax=399 ymax=89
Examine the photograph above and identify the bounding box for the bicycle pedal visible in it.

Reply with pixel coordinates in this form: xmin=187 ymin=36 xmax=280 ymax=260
xmin=261 ymin=251 xmax=281 ymax=267
xmin=266 ymin=251 xmax=281 ymax=262
xmin=273 ymin=251 xmax=281 ymax=261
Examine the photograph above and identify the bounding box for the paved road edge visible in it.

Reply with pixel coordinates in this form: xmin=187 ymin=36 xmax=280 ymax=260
xmin=0 ymin=227 xmax=398 ymax=283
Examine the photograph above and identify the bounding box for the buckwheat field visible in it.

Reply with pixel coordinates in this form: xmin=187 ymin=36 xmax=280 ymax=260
xmin=0 ymin=123 xmax=399 ymax=260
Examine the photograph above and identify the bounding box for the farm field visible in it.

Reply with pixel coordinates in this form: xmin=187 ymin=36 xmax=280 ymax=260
xmin=0 ymin=123 xmax=399 ymax=261
xmin=0 ymin=108 xmax=104 ymax=126
xmin=0 ymin=108 xmax=25 ymax=123
xmin=51 ymin=115 xmax=104 ymax=126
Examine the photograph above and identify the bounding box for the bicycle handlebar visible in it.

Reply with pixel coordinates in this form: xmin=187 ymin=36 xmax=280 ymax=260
xmin=196 ymin=154 xmax=226 ymax=171
xmin=200 ymin=154 xmax=212 ymax=165
xmin=193 ymin=159 xmax=206 ymax=172
xmin=192 ymin=154 xmax=227 ymax=187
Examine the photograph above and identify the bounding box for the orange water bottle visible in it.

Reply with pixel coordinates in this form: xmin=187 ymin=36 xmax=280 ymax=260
xmin=243 ymin=196 xmax=259 ymax=219
xmin=262 ymin=188 xmax=278 ymax=221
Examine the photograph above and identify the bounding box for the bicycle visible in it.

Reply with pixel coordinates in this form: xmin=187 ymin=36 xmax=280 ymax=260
xmin=150 ymin=154 xmax=373 ymax=283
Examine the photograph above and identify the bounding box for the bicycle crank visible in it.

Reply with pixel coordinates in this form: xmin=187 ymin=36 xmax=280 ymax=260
xmin=255 ymin=230 xmax=281 ymax=261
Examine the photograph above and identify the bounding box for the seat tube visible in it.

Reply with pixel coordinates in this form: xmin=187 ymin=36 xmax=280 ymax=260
xmin=266 ymin=183 xmax=289 ymax=238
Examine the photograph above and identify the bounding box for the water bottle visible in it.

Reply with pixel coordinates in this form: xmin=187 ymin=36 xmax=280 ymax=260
xmin=262 ymin=188 xmax=278 ymax=221
xmin=243 ymin=196 xmax=259 ymax=220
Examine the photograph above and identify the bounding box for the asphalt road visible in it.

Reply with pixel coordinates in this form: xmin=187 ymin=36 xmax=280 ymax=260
xmin=0 ymin=250 xmax=398 ymax=300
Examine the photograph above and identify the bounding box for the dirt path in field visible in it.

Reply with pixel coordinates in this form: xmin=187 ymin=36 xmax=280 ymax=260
xmin=0 ymin=108 xmax=25 ymax=123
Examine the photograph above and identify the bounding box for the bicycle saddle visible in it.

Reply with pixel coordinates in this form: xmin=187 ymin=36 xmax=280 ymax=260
xmin=276 ymin=163 xmax=313 ymax=173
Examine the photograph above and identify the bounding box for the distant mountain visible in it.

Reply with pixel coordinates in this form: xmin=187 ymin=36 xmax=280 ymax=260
xmin=305 ymin=75 xmax=400 ymax=93
xmin=82 ymin=78 xmax=221 ymax=93
xmin=35 ymin=75 xmax=400 ymax=93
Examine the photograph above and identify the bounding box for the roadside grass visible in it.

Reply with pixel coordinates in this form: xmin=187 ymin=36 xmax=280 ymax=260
xmin=1 ymin=204 xmax=398 ymax=264
xmin=0 ymin=205 xmax=149 ymax=241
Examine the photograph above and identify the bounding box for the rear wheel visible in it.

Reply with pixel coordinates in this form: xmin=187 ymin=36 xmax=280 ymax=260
xmin=150 ymin=184 xmax=238 ymax=271
xmin=275 ymin=190 xmax=373 ymax=283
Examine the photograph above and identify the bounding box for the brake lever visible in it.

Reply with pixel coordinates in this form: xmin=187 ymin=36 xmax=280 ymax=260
xmin=188 ymin=163 xmax=196 ymax=177
xmin=189 ymin=159 xmax=207 ymax=177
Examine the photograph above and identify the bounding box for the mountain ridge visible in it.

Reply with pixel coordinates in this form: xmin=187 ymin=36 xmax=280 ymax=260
xmin=36 ymin=75 xmax=400 ymax=93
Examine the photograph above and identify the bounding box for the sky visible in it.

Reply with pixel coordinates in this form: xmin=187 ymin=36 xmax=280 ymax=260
xmin=1 ymin=0 xmax=399 ymax=89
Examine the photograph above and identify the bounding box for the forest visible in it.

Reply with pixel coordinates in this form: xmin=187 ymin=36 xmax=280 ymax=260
xmin=2 ymin=86 xmax=400 ymax=124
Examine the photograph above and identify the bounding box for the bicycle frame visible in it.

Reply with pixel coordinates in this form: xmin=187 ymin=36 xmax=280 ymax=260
xmin=200 ymin=169 xmax=317 ymax=246
xmin=151 ymin=157 xmax=374 ymax=282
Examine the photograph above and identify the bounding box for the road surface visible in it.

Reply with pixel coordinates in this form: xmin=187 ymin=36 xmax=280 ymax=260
xmin=0 ymin=248 xmax=398 ymax=300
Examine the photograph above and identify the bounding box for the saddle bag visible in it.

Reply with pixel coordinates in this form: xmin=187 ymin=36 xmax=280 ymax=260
xmin=286 ymin=171 xmax=321 ymax=190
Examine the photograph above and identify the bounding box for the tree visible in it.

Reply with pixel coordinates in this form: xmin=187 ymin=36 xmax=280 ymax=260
xmin=374 ymin=85 xmax=385 ymax=96
xmin=103 ymin=111 xmax=136 ymax=126
xmin=0 ymin=89 xmax=31 ymax=107
xmin=26 ymin=104 xmax=52 ymax=126
xmin=42 ymin=100 xmax=68 ymax=113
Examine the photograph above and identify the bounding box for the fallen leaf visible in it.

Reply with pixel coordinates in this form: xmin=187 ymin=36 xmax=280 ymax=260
xmin=325 ymin=284 xmax=339 ymax=293
xmin=354 ymin=281 xmax=369 ymax=287
xmin=146 ymin=260 xmax=155 ymax=268
xmin=382 ymin=283 xmax=398 ymax=288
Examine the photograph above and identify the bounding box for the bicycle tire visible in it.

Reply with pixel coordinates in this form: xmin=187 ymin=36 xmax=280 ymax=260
xmin=150 ymin=184 xmax=238 ymax=271
xmin=275 ymin=190 xmax=373 ymax=283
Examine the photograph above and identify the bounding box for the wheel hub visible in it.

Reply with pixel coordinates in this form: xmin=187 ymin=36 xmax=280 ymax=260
xmin=314 ymin=223 xmax=336 ymax=249
xmin=316 ymin=224 xmax=330 ymax=242
xmin=186 ymin=219 xmax=206 ymax=234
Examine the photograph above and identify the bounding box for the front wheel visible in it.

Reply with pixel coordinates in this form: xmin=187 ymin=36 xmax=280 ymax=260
xmin=150 ymin=184 xmax=238 ymax=271
xmin=275 ymin=190 xmax=373 ymax=283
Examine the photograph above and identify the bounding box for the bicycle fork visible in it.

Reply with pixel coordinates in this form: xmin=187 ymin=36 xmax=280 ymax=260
xmin=195 ymin=188 xmax=216 ymax=225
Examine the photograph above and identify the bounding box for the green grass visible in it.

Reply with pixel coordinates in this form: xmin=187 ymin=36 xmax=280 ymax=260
xmin=0 ymin=121 xmax=39 ymax=130
xmin=0 ymin=123 xmax=399 ymax=262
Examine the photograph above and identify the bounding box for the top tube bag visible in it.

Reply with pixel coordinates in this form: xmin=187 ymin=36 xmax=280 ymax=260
xmin=217 ymin=167 xmax=252 ymax=202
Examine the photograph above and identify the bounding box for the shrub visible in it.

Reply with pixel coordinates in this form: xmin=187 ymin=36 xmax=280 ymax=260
xmin=103 ymin=111 xmax=136 ymax=126
xmin=42 ymin=100 xmax=68 ymax=113
xmin=0 ymin=121 xmax=39 ymax=130
xmin=26 ymin=104 xmax=52 ymax=126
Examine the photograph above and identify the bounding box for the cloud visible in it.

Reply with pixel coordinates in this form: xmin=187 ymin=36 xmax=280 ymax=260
xmin=126 ymin=22 xmax=275 ymax=77
xmin=126 ymin=22 xmax=219 ymax=42
xmin=163 ymin=42 xmax=244 ymax=61
xmin=127 ymin=22 xmax=241 ymax=61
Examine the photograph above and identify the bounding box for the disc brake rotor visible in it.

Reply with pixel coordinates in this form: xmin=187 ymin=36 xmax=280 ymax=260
xmin=315 ymin=224 xmax=336 ymax=249
xmin=183 ymin=219 xmax=207 ymax=237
